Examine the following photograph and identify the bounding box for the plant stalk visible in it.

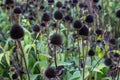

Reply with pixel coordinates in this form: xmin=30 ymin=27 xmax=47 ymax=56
xmin=82 ymin=38 xmax=85 ymax=80
xmin=17 ymin=40 xmax=30 ymax=80
xmin=54 ymin=46 xmax=57 ymax=68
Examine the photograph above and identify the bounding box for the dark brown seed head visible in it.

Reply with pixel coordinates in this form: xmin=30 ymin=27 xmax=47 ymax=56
xmin=85 ymin=15 xmax=94 ymax=23
xmin=50 ymin=33 xmax=62 ymax=46
xmin=12 ymin=72 xmax=18 ymax=79
xmin=93 ymin=0 xmax=99 ymax=3
xmin=73 ymin=20 xmax=82 ymax=29
xmin=116 ymin=10 xmax=120 ymax=18
xmin=45 ymin=67 xmax=56 ymax=78
xmin=56 ymin=1 xmax=63 ymax=8
xmin=10 ymin=24 xmax=24 ymax=40
xmin=48 ymin=0 xmax=54 ymax=5
xmin=109 ymin=38 xmax=116 ymax=45
xmin=13 ymin=6 xmax=22 ymax=14
xmin=88 ymin=49 xmax=95 ymax=56
xmin=79 ymin=2 xmax=87 ymax=9
xmin=39 ymin=5 xmax=45 ymax=11
xmin=72 ymin=0 xmax=78 ymax=4
xmin=64 ymin=15 xmax=73 ymax=22
xmin=40 ymin=22 xmax=46 ymax=27
xmin=42 ymin=12 xmax=50 ymax=22
xmin=79 ymin=25 xmax=89 ymax=36
xmin=33 ymin=24 xmax=40 ymax=33
xmin=104 ymin=58 xmax=112 ymax=66
xmin=114 ymin=53 xmax=119 ymax=58
xmin=5 ymin=0 xmax=14 ymax=6
xmin=54 ymin=10 xmax=63 ymax=20
xmin=95 ymin=28 xmax=103 ymax=36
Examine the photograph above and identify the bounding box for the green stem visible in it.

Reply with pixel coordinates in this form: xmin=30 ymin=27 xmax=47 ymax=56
xmin=77 ymin=38 xmax=81 ymax=72
xmin=90 ymin=56 xmax=92 ymax=80
xmin=17 ymin=40 xmax=30 ymax=80
xmin=82 ymin=38 xmax=85 ymax=80
xmin=54 ymin=46 xmax=57 ymax=68
xmin=91 ymin=58 xmax=103 ymax=72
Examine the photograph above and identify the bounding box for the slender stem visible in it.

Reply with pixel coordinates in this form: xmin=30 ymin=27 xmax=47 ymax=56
xmin=9 ymin=7 xmax=13 ymax=24
xmin=56 ymin=20 xmax=60 ymax=33
xmin=82 ymin=38 xmax=85 ymax=80
xmin=91 ymin=58 xmax=103 ymax=72
xmin=90 ymin=0 xmax=93 ymax=14
xmin=90 ymin=56 xmax=92 ymax=80
xmin=17 ymin=40 xmax=30 ymax=80
xmin=27 ymin=31 xmax=41 ymax=55
xmin=54 ymin=46 xmax=57 ymax=68
xmin=46 ymin=22 xmax=49 ymax=45
xmin=84 ymin=40 xmax=88 ymax=65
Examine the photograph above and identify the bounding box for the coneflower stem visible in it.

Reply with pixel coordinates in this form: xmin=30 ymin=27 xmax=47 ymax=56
xmin=77 ymin=38 xmax=81 ymax=73
xmin=84 ymin=40 xmax=89 ymax=65
xmin=17 ymin=40 xmax=30 ymax=80
xmin=90 ymin=56 xmax=93 ymax=80
xmin=54 ymin=46 xmax=57 ymax=68
xmin=10 ymin=7 xmax=13 ymax=24
xmin=50 ymin=5 xmax=53 ymax=17
xmin=90 ymin=0 xmax=93 ymax=14
xmin=82 ymin=38 xmax=85 ymax=80
xmin=46 ymin=22 xmax=49 ymax=44
xmin=56 ymin=20 xmax=60 ymax=33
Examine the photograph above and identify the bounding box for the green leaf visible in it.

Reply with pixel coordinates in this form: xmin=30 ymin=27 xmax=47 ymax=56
xmin=30 ymin=74 xmax=39 ymax=80
xmin=31 ymin=61 xmax=40 ymax=73
xmin=5 ymin=51 xmax=11 ymax=65
xmin=93 ymin=68 xmax=103 ymax=74
xmin=51 ymin=61 xmax=72 ymax=67
xmin=0 ymin=53 xmax=4 ymax=64
xmin=69 ymin=71 xmax=80 ymax=80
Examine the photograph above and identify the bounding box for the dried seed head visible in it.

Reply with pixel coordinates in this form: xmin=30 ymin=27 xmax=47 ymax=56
xmin=13 ymin=6 xmax=22 ymax=14
xmin=104 ymin=58 xmax=112 ymax=66
xmin=45 ymin=67 xmax=56 ymax=78
xmin=113 ymin=53 xmax=119 ymax=58
xmin=88 ymin=49 xmax=95 ymax=56
xmin=54 ymin=10 xmax=63 ymax=20
xmin=39 ymin=5 xmax=45 ymax=11
xmin=50 ymin=33 xmax=62 ymax=46
xmin=12 ymin=72 xmax=18 ymax=79
xmin=109 ymin=38 xmax=116 ymax=45
xmin=116 ymin=10 xmax=120 ymax=18
xmin=95 ymin=28 xmax=103 ymax=36
xmin=42 ymin=12 xmax=50 ymax=22
xmin=10 ymin=24 xmax=24 ymax=40
xmin=5 ymin=0 xmax=14 ymax=6
xmin=93 ymin=0 xmax=99 ymax=3
xmin=72 ymin=0 xmax=78 ymax=4
xmin=48 ymin=0 xmax=54 ymax=5
xmin=79 ymin=3 xmax=87 ymax=9
xmin=33 ymin=24 xmax=40 ymax=33
xmin=56 ymin=1 xmax=63 ymax=8
xmin=73 ymin=20 xmax=82 ymax=29
xmin=40 ymin=22 xmax=46 ymax=27
xmin=97 ymin=5 xmax=102 ymax=10
xmin=79 ymin=25 xmax=89 ymax=36
xmin=85 ymin=15 xmax=94 ymax=23
xmin=64 ymin=15 xmax=73 ymax=22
